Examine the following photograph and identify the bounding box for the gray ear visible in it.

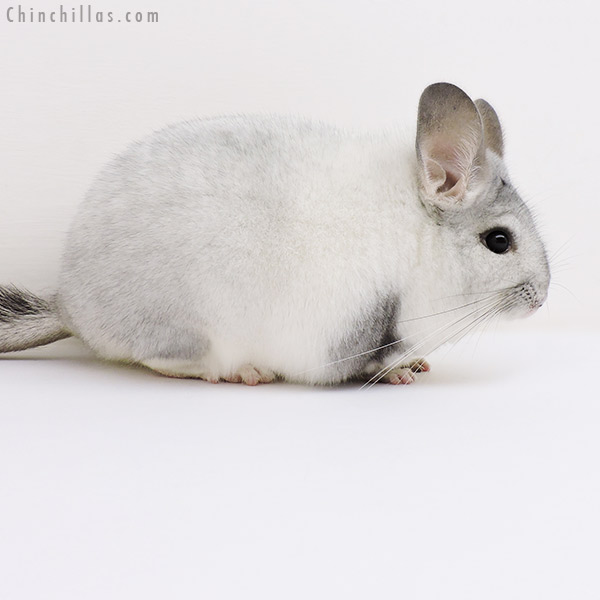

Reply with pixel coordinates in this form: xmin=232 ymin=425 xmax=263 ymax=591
xmin=475 ymin=98 xmax=504 ymax=157
xmin=416 ymin=82 xmax=484 ymax=207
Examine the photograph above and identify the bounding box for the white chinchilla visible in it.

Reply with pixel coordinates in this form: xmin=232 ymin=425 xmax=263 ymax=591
xmin=0 ymin=83 xmax=550 ymax=385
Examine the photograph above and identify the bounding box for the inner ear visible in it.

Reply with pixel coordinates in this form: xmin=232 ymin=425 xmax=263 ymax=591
xmin=416 ymin=83 xmax=484 ymax=207
xmin=422 ymin=156 xmax=461 ymax=194
xmin=437 ymin=167 xmax=460 ymax=193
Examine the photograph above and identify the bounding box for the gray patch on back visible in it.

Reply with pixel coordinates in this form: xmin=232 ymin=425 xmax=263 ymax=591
xmin=328 ymin=295 xmax=400 ymax=382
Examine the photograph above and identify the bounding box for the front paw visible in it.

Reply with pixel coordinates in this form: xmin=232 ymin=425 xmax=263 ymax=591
xmin=405 ymin=358 xmax=430 ymax=374
xmin=375 ymin=358 xmax=431 ymax=385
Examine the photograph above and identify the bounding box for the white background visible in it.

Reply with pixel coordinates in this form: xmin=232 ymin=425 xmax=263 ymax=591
xmin=0 ymin=1 xmax=598 ymax=599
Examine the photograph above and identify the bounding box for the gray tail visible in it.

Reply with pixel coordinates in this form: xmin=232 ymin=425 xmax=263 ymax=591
xmin=0 ymin=285 xmax=72 ymax=353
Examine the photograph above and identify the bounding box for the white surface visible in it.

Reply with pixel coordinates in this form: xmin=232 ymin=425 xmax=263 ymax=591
xmin=1 ymin=330 xmax=599 ymax=599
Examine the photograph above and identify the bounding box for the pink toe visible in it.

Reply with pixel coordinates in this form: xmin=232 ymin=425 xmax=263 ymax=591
xmin=400 ymin=372 xmax=416 ymax=384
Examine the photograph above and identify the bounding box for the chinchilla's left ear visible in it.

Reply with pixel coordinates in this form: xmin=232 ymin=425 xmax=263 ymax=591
xmin=475 ymin=98 xmax=504 ymax=158
xmin=416 ymin=82 xmax=491 ymax=210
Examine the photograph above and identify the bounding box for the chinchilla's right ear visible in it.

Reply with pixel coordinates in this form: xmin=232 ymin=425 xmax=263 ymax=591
xmin=416 ymin=82 xmax=489 ymax=211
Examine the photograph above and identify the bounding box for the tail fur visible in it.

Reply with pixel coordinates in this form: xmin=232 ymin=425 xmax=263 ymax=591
xmin=0 ymin=286 xmax=71 ymax=353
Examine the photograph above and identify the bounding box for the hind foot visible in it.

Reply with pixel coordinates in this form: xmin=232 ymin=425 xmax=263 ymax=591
xmin=142 ymin=358 xmax=220 ymax=383
xmin=142 ymin=358 xmax=275 ymax=385
xmin=223 ymin=365 xmax=275 ymax=386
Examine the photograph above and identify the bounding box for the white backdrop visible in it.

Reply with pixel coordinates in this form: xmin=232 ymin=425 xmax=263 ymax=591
xmin=0 ymin=0 xmax=596 ymax=331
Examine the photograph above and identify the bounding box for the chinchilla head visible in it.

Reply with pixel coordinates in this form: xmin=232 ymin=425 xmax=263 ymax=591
xmin=415 ymin=82 xmax=550 ymax=318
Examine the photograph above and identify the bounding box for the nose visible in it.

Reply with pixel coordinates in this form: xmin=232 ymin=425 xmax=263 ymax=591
xmin=529 ymin=265 xmax=550 ymax=310
xmin=535 ymin=283 xmax=548 ymax=308
xmin=539 ymin=258 xmax=551 ymax=305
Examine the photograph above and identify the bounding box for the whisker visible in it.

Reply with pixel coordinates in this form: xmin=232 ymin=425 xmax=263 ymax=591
xmin=432 ymin=286 xmax=514 ymax=300
xmin=406 ymin=297 xmax=514 ymax=375
xmin=396 ymin=294 xmax=504 ymax=324
xmin=362 ymin=293 xmax=519 ymax=389
xmin=436 ymin=295 xmax=514 ymax=365
xmin=548 ymin=236 xmax=576 ymax=262
xmin=360 ymin=297 xmax=503 ymax=386
xmin=549 ymin=281 xmax=579 ymax=302
xmin=294 ymin=292 xmax=505 ymax=377
xmin=360 ymin=294 xmax=511 ymax=389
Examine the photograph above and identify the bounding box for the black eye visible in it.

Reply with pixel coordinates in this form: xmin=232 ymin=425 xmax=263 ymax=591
xmin=483 ymin=229 xmax=512 ymax=254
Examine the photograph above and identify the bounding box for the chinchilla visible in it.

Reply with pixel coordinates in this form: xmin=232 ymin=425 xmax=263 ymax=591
xmin=0 ymin=83 xmax=550 ymax=386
